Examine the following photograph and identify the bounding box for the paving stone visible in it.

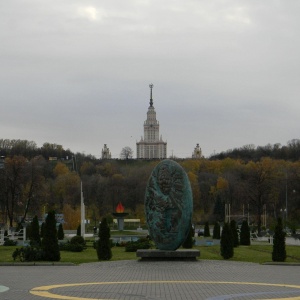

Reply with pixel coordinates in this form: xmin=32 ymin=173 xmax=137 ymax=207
xmin=0 ymin=260 xmax=299 ymax=299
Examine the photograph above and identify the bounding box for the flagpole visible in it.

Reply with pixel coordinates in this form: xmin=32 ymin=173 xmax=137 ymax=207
xmin=81 ymin=181 xmax=85 ymax=237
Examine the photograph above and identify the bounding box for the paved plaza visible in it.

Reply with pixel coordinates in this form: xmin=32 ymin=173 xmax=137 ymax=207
xmin=0 ymin=260 xmax=300 ymax=300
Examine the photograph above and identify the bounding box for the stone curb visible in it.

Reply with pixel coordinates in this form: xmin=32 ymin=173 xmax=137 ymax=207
xmin=0 ymin=262 xmax=75 ymax=266
xmin=262 ymin=262 xmax=300 ymax=266
xmin=1 ymin=261 xmax=299 ymax=266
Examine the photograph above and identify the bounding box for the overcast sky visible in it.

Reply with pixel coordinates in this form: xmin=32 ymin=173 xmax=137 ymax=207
xmin=1 ymin=1 xmax=299 ymax=159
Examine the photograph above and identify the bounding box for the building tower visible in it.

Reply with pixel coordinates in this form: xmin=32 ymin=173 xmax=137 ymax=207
xmin=192 ymin=143 xmax=202 ymax=159
xmin=136 ymin=84 xmax=167 ymax=159
xmin=101 ymin=144 xmax=111 ymax=159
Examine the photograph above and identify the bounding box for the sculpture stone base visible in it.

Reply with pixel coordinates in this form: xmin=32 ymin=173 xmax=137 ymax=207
xmin=136 ymin=249 xmax=200 ymax=261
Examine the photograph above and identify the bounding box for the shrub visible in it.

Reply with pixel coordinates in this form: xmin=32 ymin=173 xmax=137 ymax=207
xmin=213 ymin=222 xmax=220 ymax=239
xmin=240 ymin=220 xmax=251 ymax=245
xmin=59 ymin=235 xmax=86 ymax=252
xmin=12 ymin=246 xmax=44 ymax=262
xmin=220 ymin=223 xmax=234 ymax=259
xmin=70 ymin=235 xmax=85 ymax=246
xmin=125 ymin=238 xmax=152 ymax=252
xmin=60 ymin=242 xmax=84 ymax=252
xmin=115 ymin=241 xmax=128 ymax=247
xmin=4 ymin=239 xmax=17 ymax=246
xmin=96 ymin=218 xmax=112 ymax=260
xmin=272 ymin=218 xmax=286 ymax=262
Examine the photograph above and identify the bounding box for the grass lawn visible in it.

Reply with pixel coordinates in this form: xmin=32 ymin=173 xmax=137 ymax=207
xmin=1 ymin=243 xmax=299 ymax=265
xmin=60 ymin=246 xmax=137 ymax=264
xmin=195 ymin=244 xmax=300 ymax=263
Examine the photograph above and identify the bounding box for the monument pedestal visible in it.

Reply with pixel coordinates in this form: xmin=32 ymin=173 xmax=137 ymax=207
xmin=112 ymin=211 xmax=128 ymax=231
xmin=136 ymin=249 xmax=200 ymax=261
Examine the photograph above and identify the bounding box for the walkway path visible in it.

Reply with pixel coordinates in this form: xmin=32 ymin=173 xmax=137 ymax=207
xmin=0 ymin=260 xmax=299 ymax=299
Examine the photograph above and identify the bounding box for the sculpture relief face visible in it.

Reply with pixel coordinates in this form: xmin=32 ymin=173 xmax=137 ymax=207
xmin=158 ymin=164 xmax=171 ymax=195
xmin=145 ymin=159 xmax=193 ymax=251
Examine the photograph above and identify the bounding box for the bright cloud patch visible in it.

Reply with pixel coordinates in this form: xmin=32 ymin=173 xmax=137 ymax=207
xmin=225 ymin=7 xmax=251 ymax=25
xmin=77 ymin=6 xmax=105 ymax=21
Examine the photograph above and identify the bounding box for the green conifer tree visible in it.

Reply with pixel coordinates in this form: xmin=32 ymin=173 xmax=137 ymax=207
xmin=272 ymin=218 xmax=286 ymax=262
xmin=96 ymin=218 xmax=112 ymax=260
xmin=230 ymin=220 xmax=239 ymax=247
xmin=182 ymin=223 xmax=194 ymax=248
xmin=57 ymin=223 xmax=64 ymax=240
xmin=204 ymin=221 xmax=210 ymax=237
xmin=41 ymin=211 xmax=60 ymax=261
xmin=220 ymin=223 xmax=234 ymax=259
xmin=30 ymin=215 xmax=41 ymax=246
xmin=40 ymin=222 xmax=45 ymax=239
xmin=240 ymin=220 xmax=251 ymax=245
xmin=213 ymin=194 xmax=225 ymax=222
xmin=213 ymin=222 xmax=221 ymax=239
xmin=77 ymin=224 xmax=81 ymax=236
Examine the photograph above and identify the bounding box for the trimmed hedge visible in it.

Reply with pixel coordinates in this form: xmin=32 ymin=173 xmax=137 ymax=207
xmin=125 ymin=238 xmax=151 ymax=252
xmin=60 ymin=242 xmax=84 ymax=252
xmin=3 ymin=239 xmax=17 ymax=246
xmin=12 ymin=246 xmax=44 ymax=262
xmin=59 ymin=235 xmax=86 ymax=252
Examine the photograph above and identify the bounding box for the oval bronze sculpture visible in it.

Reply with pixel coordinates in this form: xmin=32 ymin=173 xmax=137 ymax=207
xmin=145 ymin=159 xmax=193 ymax=250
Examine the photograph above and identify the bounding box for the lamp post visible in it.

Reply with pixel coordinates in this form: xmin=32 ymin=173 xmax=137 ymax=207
xmin=280 ymin=208 xmax=286 ymax=224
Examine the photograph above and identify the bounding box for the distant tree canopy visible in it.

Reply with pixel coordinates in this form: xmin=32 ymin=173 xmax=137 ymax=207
xmin=120 ymin=146 xmax=133 ymax=160
xmin=0 ymin=139 xmax=74 ymax=160
xmin=210 ymin=140 xmax=300 ymax=162
xmin=1 ymin=138 xmax=300 ymax=231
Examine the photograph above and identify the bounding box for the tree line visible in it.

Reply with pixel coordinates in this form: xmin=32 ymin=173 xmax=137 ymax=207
xmin=0 ymin=139 xmax=299 ymax=233
xmin=0 ymin=139 xmax=75 ymax=160
xmin=210 ymin=139 xmax=300 ymax=162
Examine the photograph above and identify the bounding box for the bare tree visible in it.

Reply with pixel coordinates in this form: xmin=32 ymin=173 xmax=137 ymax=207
xmin=0 ymin=155 xmax=46 ymax=226
xmin=120 ymin=147 xmax=133 ymax=160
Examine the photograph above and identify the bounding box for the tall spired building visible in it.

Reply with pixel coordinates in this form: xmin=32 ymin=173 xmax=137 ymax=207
xmin=136 ymin=84 xmax=167 ymax=159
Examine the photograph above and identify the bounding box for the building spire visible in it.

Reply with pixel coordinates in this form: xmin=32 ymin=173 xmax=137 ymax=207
xmin=149 ymin=83 xmax=154 ymax=107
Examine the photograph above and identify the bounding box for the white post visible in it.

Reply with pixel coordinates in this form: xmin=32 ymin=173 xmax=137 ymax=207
xmin=23 ymin=227 xmax=26 ymax=243
xmin=80 ymin=181 xmax=85 ymax=237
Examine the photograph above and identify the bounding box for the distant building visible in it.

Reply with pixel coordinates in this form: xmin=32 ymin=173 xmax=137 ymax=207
xmin=136 ymin=84 xmax=167 ymax=159
xmin=101 ymin=144 xmax=111 ymax=159
xmin=192 ymin=143 xmax=202 ymax=159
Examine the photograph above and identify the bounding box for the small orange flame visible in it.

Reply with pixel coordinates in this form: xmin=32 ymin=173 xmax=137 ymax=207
xmin=116 ymin=202 xmax=125 ymax=213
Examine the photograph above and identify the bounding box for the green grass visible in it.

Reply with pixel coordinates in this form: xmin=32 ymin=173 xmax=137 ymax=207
xmin=1 ymin=244 xmax=299 ymax=265
xmin=194 ymin=244 xmax=300 ymax=263
xmin=60 ymin=246 xmax=137 ymax=264
xmin=0 ymin=246 xmax=17 ymax=262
